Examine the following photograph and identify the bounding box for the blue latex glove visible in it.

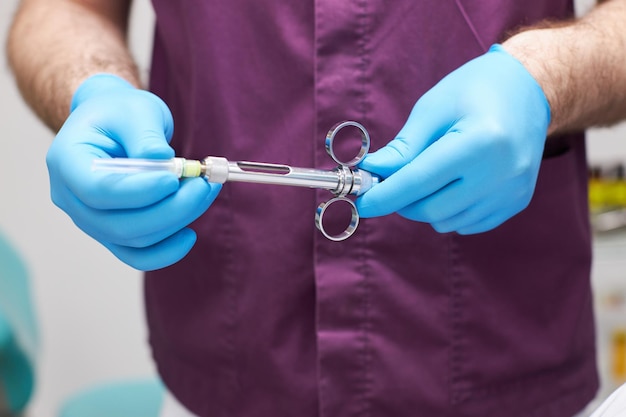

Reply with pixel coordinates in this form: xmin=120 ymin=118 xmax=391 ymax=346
xmin=46 ymin=74 xmax=221 ymax=270
xmin=356 ymin=44 xmax=550 ymax=234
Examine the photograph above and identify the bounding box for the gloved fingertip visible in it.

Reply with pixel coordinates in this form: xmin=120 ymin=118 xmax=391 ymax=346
xmin=155 ymin=99 xmax=175 ymax=141
xmin=105 ymin=228 xmax=198 ymax=271
xmin=354 ymin=199 xmax=372 ymax=218
xmin=147 ymin=228 xmax=197 ymax=270
xmin=173 ymin=178 xmax=221 ymax=220
xmin=355 ymin=194 xmax=389 ymax=218
xmin=177 ymin=227 xmax=198 ymax=247
xmin=205 ymin=182 xmax=223 ymax=202
xmin=358 ymin=151 xmax=393 ymax=178
xmin=359 ymin=140 xmax=415 ymax=179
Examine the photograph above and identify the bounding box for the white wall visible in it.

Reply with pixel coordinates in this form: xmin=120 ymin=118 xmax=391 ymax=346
xmin=574 ymin=0 xmax=626 ymax=166
xmin=1 ymin=0 xmax=626 ymax=416
xmin=0 ymin=1 xmax=156 ymax=416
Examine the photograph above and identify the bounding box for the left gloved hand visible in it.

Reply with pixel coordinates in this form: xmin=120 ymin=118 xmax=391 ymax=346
xmin=356 ymin=44 xmax=550 ymax=234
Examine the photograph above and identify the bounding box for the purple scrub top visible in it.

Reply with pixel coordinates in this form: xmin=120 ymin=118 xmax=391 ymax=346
xmin=145 ymin=1 xmax=597 ymax=416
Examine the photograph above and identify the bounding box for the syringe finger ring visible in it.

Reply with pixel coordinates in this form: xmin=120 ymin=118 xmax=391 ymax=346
xmin=315 ymin=197 xmax=360 ymax=241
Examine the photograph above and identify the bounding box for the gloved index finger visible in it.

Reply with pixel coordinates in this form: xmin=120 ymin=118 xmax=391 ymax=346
xmin=358 ymin=92 xmax=455 ymax=179
xmin=49 ymin=139 xmax=180 ymax=210
xmin=85 ymin=167 xmax=181 ymax=209
xmin=356 ymin=132 xmax=468 ymax=218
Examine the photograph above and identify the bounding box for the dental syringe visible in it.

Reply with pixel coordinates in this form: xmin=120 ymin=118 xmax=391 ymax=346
xmin=91 ymin=121 xmax=379 ymax=241
xmin=92 ymin=156 xmax=379 ymax=197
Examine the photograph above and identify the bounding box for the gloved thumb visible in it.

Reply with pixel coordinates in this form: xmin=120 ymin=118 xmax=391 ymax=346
xmin=358 ymin=135 xmax=417 ymax=179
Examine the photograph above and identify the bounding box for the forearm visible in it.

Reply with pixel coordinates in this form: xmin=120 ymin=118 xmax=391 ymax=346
xmin=6 ymin=0 xmax=139 ymax=131
xmin=502 ymin=0 xmax=626 ymax=135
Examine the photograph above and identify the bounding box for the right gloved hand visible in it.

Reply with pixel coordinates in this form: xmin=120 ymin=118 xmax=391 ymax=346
xmin=46 ymin=74 xmax=221 ymax=271
xmin=356 ymin=45 xmax=549 ymax=234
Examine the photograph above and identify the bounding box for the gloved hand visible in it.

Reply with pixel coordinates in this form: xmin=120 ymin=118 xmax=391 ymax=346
xmin=356 ymin=44 xmax=550 ymax=234
xmin=46 ymin=74 xmax=221 ymax=270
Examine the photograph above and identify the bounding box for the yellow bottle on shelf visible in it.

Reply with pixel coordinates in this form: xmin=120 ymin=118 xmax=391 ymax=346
xmin=589 ymin=166 xmax=607 ymax=213
xmin=613 ymin=165 xmax=626 ymax=207
xmin=612 ymin=329 xmax=626 ymax=385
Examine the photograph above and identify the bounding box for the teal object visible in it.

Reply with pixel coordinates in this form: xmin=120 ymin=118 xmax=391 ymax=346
xmin=58 ymin=378 xmax=165 ymax=417
xmin=0 ymin=231 xmax=38 ymax=413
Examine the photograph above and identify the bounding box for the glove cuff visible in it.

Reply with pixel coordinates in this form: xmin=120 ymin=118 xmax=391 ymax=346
xmin=70 ymin=73 xmax=136 ymax=113
xmin=488 ymin=44 xmax=551 ymax=126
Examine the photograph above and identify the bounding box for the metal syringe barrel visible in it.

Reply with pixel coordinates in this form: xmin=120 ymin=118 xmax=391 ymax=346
xmin=202 ymin=156 xmax=378 ymax=196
